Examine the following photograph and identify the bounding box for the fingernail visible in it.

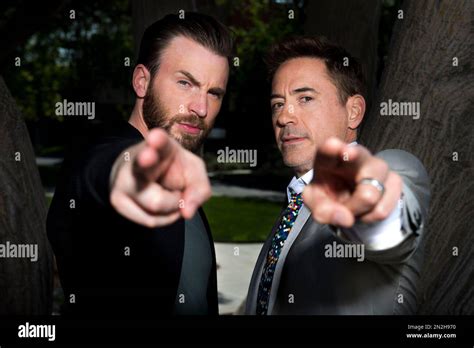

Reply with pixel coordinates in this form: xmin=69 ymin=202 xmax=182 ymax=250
xmin=184 ymin=204 xmax=196 ymax=219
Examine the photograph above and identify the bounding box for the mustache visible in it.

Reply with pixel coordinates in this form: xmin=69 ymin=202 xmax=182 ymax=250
xmin=279 ymin=127 xmax=309 ymax=141
xmin=172 ymin=114 xmax=206 ymax=130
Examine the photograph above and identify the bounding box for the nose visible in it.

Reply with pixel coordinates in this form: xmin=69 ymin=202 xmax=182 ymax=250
xmin=276 ymin=103 xmax=297 ymax=127
xmin=188 ymin=92 xmax=208 ymax=118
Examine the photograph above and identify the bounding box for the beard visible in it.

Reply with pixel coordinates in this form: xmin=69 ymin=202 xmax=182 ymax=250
xmin=142 ymin=86 xmax=212 ymax=152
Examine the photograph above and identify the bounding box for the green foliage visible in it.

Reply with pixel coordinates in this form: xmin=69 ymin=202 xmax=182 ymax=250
xmin=3 ymin=0 xmax=133 ymax=121
xmin=222 ymin=0 xmax=303 ymax=112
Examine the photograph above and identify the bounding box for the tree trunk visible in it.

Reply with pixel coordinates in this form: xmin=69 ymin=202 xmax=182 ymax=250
xmin=0 ymin=76 xmax=54 ymax=314
xmin=359 ymin=0 xmax=474 ymax=314
xmin=304 ymin=0 xmax=381 ymax=108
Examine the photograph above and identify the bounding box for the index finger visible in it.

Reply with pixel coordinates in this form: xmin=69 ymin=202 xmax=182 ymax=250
xmin=313 ymin=137 xmax=372 ymax=179
xmin=134 ymin=128 xmax=178 ymax=182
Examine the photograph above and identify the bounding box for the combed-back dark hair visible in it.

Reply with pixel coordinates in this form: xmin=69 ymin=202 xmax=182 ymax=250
xmin=137 ymin=12 xmax=234 ymax=78
xmin=265 ymin=36 xmax=367 ymax=104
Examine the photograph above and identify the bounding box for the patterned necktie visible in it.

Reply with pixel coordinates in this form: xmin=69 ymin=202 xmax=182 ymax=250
xmin=256 ymin=188 xmax=303 ymax=315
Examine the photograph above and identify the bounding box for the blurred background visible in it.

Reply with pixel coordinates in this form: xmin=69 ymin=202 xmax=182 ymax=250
xmin=1 ymin=0 xmax=472 ymax=316
xmin=1 ymin=0 xmax=400 ymax=241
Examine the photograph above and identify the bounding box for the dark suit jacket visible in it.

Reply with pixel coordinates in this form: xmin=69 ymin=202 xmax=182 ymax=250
xmin=246 ymin=149 xmax=430 ymax=315
xmin=47 ymin=121 xmax=218 ymax=317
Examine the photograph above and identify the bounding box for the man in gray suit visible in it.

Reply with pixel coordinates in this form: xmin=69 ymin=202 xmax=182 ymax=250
xmin=246 ymin=36 xmax=430 ymax=315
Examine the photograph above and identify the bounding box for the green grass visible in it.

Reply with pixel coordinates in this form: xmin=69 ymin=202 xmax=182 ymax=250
xmin=203 ymin=196 xmax=283 ymax=243
xmin=37 ymin=145 xmax=64 ymax=156
xmin=45 ymin=194 xmax=282 ymax=243
xmin=46 ymin=195 xmax=53 ymax=207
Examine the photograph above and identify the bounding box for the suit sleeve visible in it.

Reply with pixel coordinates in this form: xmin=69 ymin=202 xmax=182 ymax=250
xmin=362 ymin=149 xmax=430 ymax=264
xmin=331 ymin=149 xmax=430 ymax=264
xmin=80 ymin=137 xmax=142 ymax=208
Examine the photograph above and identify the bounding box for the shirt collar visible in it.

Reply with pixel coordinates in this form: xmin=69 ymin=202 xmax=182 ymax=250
xmin=286 ymin=141 xmax=358 ymax=202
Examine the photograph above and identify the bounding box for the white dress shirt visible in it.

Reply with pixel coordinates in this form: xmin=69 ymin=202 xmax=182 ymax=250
xmin=286 ymin=142 xmax=406 ymax=250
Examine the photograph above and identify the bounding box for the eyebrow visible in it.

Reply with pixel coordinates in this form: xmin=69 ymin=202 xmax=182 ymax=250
xmin=177 ymin=70 xmax=226 ymax=96
xmin=270 ymin=86 xmax=318 ymax=100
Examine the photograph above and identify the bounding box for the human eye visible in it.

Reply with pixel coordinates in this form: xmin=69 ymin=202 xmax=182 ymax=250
xmin=208 ymin=91 xmax=222 ymax=100
xmin=271 ymin=102 xmax=284 ymax=112
xmin=177 ymin=80 xmax=191 ymax=88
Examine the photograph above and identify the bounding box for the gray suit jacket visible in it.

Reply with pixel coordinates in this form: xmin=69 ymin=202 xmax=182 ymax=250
xmin=245 ymin=149 xmax=430 ymax=315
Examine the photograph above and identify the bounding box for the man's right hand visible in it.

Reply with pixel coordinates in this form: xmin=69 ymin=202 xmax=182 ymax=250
xmin=109 ymin=128 xmax=212 ymax=228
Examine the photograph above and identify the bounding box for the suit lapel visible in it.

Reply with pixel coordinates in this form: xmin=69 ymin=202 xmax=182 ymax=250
xmin=267 ymin=205 xmax=312 ymax=314
xmin=245 ymin=202 xmax=287 ymax=314
xmin=245 ymin=204 xmax=313 ymax=314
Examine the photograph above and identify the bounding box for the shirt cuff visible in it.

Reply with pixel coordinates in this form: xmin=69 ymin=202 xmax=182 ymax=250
xmin=338 ymin=196 xmax=408 ymax=250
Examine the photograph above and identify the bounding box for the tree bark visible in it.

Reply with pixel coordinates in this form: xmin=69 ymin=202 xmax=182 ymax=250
xmin=304 ymin=0 xmax=381 ymax=108
xmin=359 ymin=0 xmax=474 ymax=314
xmin=0 ymin=76 xmax=54 ymax=314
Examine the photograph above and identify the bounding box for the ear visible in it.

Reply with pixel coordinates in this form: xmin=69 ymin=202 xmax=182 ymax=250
xmin=345 ymin=94 xmax=366 ymax=130
xmin=132 ymin=64 xmax=151 ymax=98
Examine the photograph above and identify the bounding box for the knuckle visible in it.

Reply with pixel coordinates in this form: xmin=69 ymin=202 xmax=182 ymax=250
xmin=143 ymin=217 xmax=157 ymax=228
xmin=204 ymin=186 xmax=212 ymax=200
xmin=312 ymin=209 xmax=323 ymax=222
xmin=393 ymin=172 xmax=403 ymax=189
xmin=376 ymin=159 xmax=389 ymax=174
xmin=373 ymin=204 xmax=389 ymax=220
xmin=149 ymin=196 xmax=163 ymax=213
xmin=359 ymin=189 xmax=380 ymax=206
xmin=110 ymin=191 xmax=121 ymax=209
xmin=198 ymin=158 xmax=207 ymax=171
xmin=311 ymin=187 xmax=326 ymax=201
xmin=198 ymin=185 xmax=212 ymax=201
xmin=315 ymin=202 xmax=331 ymax=220
xmin=312 ymin=205 xmax=323 ymax=219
